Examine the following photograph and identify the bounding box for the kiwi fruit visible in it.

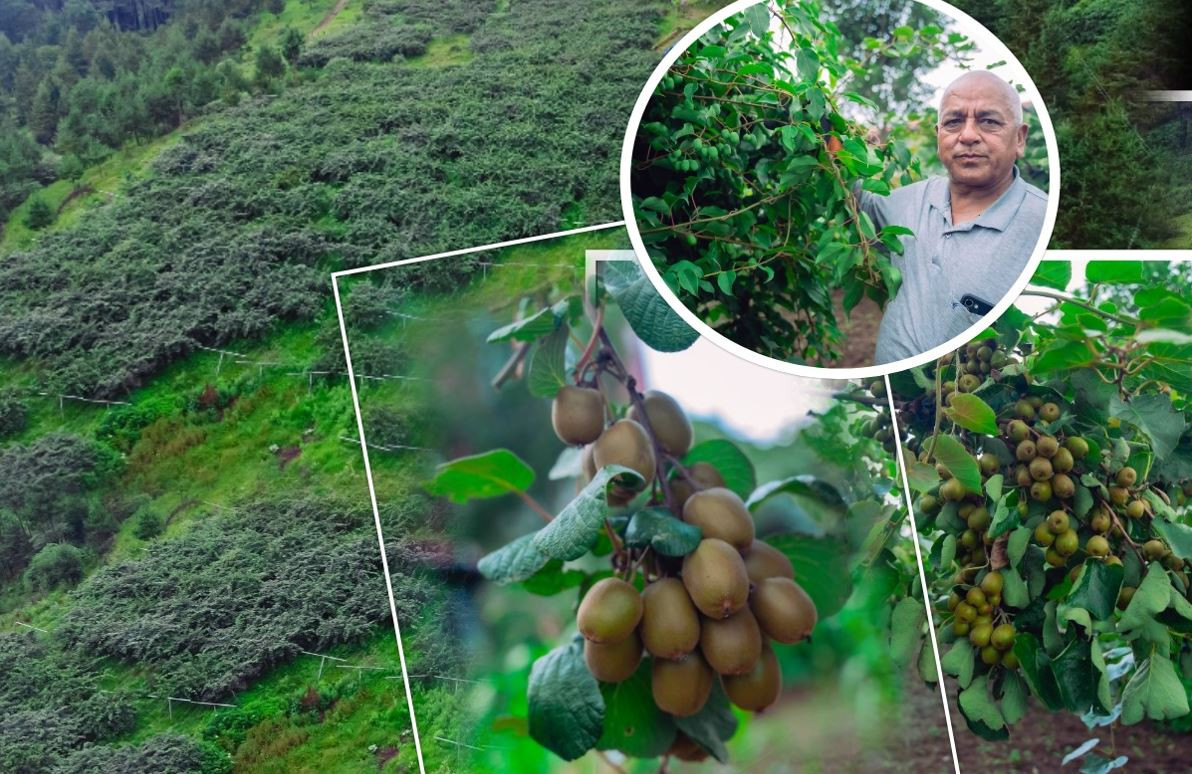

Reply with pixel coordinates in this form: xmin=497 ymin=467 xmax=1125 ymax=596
xmin=990 ymin=623 xmax=1016 ymax=651
xmin=628 ymin=390 xmax=693 ymax=457
xmin=969 ymin=622 xmax=993 ymax=647
xmin=940 ymin=478 xmax=966 ymax=501
xmin=958 ymin=373 xmax=980 ymax=392
xmin=699 ymin=607 xmax=763 ymax=675
xmin=1052 ymin=447 xmax=1074 ymax=473
xmin=1014 ymin=400 xmax=1036 ymax=420
xmin=592 ymin=419 xmax=656 ymax=488
xmin=1015 ymin=465 xmax=1033 ymax=487
xmin=1039 ymin=402 xmax=1061 ymax=422
xmin=1007 ymin=420 xmax=1030 ymax=442
xmin=1034 ymin=521 xmax=1056 ymax=546
xmin=1029 ymin=457 xmax=1053 ymax=481
xmin=584 ymin=631 xmax=642 ymax=683
xmin=979 ymin=454 xmax=1000 ymax=476
xmin=750 ymin=577 xmax=817 ymax=644
xmin=682 ymin=488 xmax=755 ymax=551
xmin=1126 ymin=500 xmax=1146 ymax=519
xmin=743 ymin=540 xmax=795 ymax=584
xmin=640 ymin=578 xmax=700 ymax=659
xmin=1055 ymin=529 xmax=1079 ymax=557
xmin=1064 ymin=436 xmax=1089 ymax=458
xmin=1036 ymin=435 xmax=1059 ymax=458
xmin=1144 ymin=539 xmax=1168 ymax=562
xmin=1109 ymin=486 xmax=1130 ymax=506
xmin=1052 ymin=473 xmax=1075 ymax=499
xmin=1016 ymin=440 xmax=1037 ymax=462
xmin=967 ymin=507 xmax=991 ymax=532
xmin=577 ymin=577 xmax=643 ymax=643
xmin=1118 ymin=585 xmax=1136 ymax=609
xmin=1030 ymin=480 xmax=1053 ymax=502
xmin=1090 ymin=507 xmax=1112 ymax=534
xmin=724 ymin=641 xmax=781 ymax=711
xmin=651 ymin=651 xmax=713 ymax=717
xmin=1116 ymin=467 xmax=1138 ymax=487
xmin=980 ymin=571 xmax=1003 ymax=596
xmin=1087 ymin=535 xmax=1110 ymax=557
xmin=670 ymin=462 xmax=726 ymax=507
xmin=551 ymin=386 xmax=605 ymax=445
xmin=666 ymin=732 xmax=710 ymax=762
xmin=682 ymin=538 xmax=750 ymax=619
xmin=980 ymin=645 xmax=1001 ymax=665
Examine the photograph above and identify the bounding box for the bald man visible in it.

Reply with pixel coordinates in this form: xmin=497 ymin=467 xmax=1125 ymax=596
xmin=858 ymin=70 xmax=1047 ymax=365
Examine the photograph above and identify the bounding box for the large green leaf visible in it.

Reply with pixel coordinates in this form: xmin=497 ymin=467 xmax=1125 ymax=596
xmin=1032 ymin=340 xmax=1097 ymax=373
xmin=944 ymin=393 xmax=998 ymax=435
xmin=487 ymin=297 xmax=580 ymax=343
xmin=1152 ymin=517 xmax=1192 ymax=561
xmin=596 ymin=661 xmax=676 ymax=757
xmin=1030 ymin=262 xmax=1071 ymax=290
xmin=958 ymin=675 xmax=1007 ymax=740
xmin=522 ymin=560 xmax=587 ymax=596
xmin=527 ymin=324 xmax=570 ymax=398
xmin=602 ymin=261 xmax=698 ymax=352
xmin=425 ymin=449 xmax=535 ymax=503
xmin=930 ymin=434 xmax=982 ymax=494
xmin=624 ymin=508 xmax=702 ymax=556
xmin=673 ymin=679 xmax=738 ymax=764
xmin=1066 ymin=560 xmax=1123 ymax=620
xmin=1013 ymin=632 xmax=1063 ymax=711
xmin=1120 ymin=563 xmax=1176 ymax=647
xmin=532 ymin=465 xmax=641 ymax=561
xmin=477 ymin=532 xmax=551 ymax=585
xmin=1086 ymin=261 xmax=1143 ymax=284
xmin=940 ymin=639 xmax=974 ymax=688
xmin=1108 ymin=393 xmax=1186 ymax=459
xmin=683 ymin=439 xmax=757 ymax=500
xmin=527 ymin=640 xmax=605 ymax=760
xmin=1121 ymin=651 xmax=1190 ymax=724
xmin=1052 ymin=638 xmax=1100 ymax=713
xmin=889 ymin=597 xmax=926 ymax=668
xmin=763 ymin=533 xmax=851 ymax=619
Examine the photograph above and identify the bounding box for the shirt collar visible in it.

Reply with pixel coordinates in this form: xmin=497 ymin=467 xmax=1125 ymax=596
xmin=930 ymin=166 xmax=1026 ymax=232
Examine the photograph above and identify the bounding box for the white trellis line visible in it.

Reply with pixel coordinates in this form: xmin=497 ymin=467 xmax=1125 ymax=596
xmin=338 ymin=435 xmax=432 ymax=453
xmin=166 ymin=696 xmax=235 ymax=719
xmin=13 ymin=621 xmax=49 ymax=633
xmin=299 ymin=649 xmax=349 ymax=681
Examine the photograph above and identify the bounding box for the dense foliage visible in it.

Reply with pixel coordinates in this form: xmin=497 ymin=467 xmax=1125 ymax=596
xmin=0 ymin=0 xmax=667 ymax=398
xmin=631 ymin=0 xmax=970 ymax=364
xmin=57 ymin=497 xmax=429 ymax=700
xmin=954 ymin=0 xmax=1192 ymax=248
xmin=893 ymin=261 xmax=1192 ymax=758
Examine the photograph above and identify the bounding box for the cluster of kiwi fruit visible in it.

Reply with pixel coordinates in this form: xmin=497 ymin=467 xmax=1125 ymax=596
xmin=551 ymin=383 xmax=818 ymax=754
xmin=907 ymin=337 xmax=1187 ymax=673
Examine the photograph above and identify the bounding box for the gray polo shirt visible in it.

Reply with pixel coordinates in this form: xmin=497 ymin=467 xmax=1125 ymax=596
xmin=857 ymin=167 xmax=1047 ymax=364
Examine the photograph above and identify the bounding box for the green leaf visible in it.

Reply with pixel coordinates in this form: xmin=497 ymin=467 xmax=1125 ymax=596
xmin=624 ymin=508 xmax=702 ymax=556
xmin=1002 ymin=566 xmax=1029 ymax=608
xmin=602 ymin=261 xmax=698 ymax=352
xmin=522 ymin=560 xmax=587 ymax=596
xmin=987 ymin=488 xmax=1019 ymax=540
xmin=1000 ymin=671 xmax=1028 ymax=725
xmin=532 ymin=465 xmax=642 ymax=561
xmin=1120 ymin=563 xmax=1175 ymax=647
xmin=1031 ymin=262 xmax=1071 ymax=290
xmin=1013 ymin=632 xmax=1063 ymax=710
xmin=1152 ymin=518 xmax=1192 ymax=561
xmin=958 ymin=675 xmax=1006 ymax=736
xmin=944 ymin=393 xmax=999 ymax=435
xmin=939 ymin=533 xmax=956 ymax=568
xmin=906 ymin=461 xmax=939 ymax=494
xmin=1086 ymin=261 xmax=1144 ymax=284
xmin=673 ymin=679 xmax=738 ymax=764
xmin=1121 ymin=652 xmax=1190 ymax=724
xmin=528 ymin=324 xmax=570 ymax=397
xmin=596 ymin=661 xmax=676 ymax=757
xmin=683 ymin=439 xmax=756 ymax=500
xmin=478 ymin=532 xmax=551 ymax=584
xmin=918 ymin=635 xmax=938 ymax=682
xmin=763 ymin=533 xmax=851 ymax=619
xmin=1032 ymin=340 xmax=1097 ymax=373
xmin=941 ymin=639 xmax=974 ymax=688
xmin=889 ymin=597 xmax=926 ymax=668
xmin=1008 ymin=526 xmax=1032 ymax=566
xmin=931 ymin=434 xmax=982 ymax=494
xmin=744 ymin=4 xmax=771 ymax=38
xmin=528 ymin=640 xmax=605 ymax=760
xmin=1066 ymin=560 xmax=1124 ymax=620
xmin=1053 ymin=638 xmax=1099 ymax=713
xmin=426 ymin=449 xmax=535 ymax=503
xmin=1108 ymin=393 xmax=1187 ymax=459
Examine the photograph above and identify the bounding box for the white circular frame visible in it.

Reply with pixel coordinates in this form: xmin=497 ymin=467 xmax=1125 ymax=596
xmin=619 ymin=0 xmax=1061 ymax=380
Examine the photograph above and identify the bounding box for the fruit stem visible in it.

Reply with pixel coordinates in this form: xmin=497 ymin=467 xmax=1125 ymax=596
xmin=1018 ymin=289 xmax=1142 ymax=326
xmin=516 ymin=491 xmax=554 ymax=523
xmin=573 ymin=306 xmax=605 ymax=384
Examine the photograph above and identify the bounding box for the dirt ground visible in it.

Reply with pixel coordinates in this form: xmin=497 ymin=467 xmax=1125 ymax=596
xmin=827 ymin=291 xmax=883 ymax=369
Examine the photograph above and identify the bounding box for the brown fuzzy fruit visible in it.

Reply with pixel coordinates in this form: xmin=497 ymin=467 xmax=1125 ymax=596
xmin=584 ymin=631 xmax=642 ymax=683
xmin=1007 ymin=420 xmax=1031 ymax=442
xmin=551 ymin=386 xmax=605 ymax=445
xmin=723 ymin=641 xmax=781 ymax=711
xmin=940 ymin=478 xmax=966 ymax=502
xmin=670 ymin=462 xmax=726 ymax=508
xmin=1016 ymin=439 xmax=1037 ymax=462
xmin=628 ymin=390 xmax=693 ymax=457
xmin=979 ymin=454 xmax=1000 ymax=476
xmin=651 ymin=651 xmax=713 ymax=717
xmin=1030 ymin=481 xmax=1053 ymax=502
xmin=750 ymin=577 xmax=817 ymax=644
xmin=592 ymin=419 xmax=655 ymax=489
xmin=1052 ymin=473 xmax=1075 ymax=499
xmin=1126 ymin=500 xmax=1146 ymax=519
xmin=743 ymin=540 xmax=795 ymax=584
xmin=1116 ymin=467 xmax=1138 ymax=487
xmin=1087 ymin=535 xmax=1110 ymax=557
xmin=666 ymin=732 xmax=710 ymax=762
xmin=1065 ymin=436 xmax=1089 ymax=458
xmin=1052 ymin=447 xmax=1074 ymax=473
xmin=577 ymin=577 xmax=643 ymax=643
xmin=1036 ymin=435 xmax=1059 ymax=458
xmin=1029 ymin=457 xmax=1054 ymax=482
xmin=1040 ymin=403 xmax=1061 ymax=422
xmin=682 ymin=488 xmax=755 ymax=552
xmin=699 ymin=607 xmax=763 ymax=676
xmin=682 ymin=539 xmax=750 ymax=619
xmin=640 ymin=578 xmax=701 ymax=660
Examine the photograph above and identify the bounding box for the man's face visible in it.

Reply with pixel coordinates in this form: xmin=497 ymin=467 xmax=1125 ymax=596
xmin=936 ymin=78 xmax=1026 ymax=191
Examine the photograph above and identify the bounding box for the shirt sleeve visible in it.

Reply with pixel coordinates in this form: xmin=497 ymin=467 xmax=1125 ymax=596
xmin=852 ymin=180 xmax=890 ymax=230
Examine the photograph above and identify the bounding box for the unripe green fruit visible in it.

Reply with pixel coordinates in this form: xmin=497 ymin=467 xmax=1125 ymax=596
xmin=980 ymin=645 xmax=1002 ymax=665
xmin=1105 ymin=555 xmax=1123 ymax=567
xmin=942 ymin=380 xmax=957 ymax=395
xmin=551 ymin=386 xmax=605 ymax=445
xmin=578 ymin=577 xmax=643 ymax=643
xmin=1027 ymin=396 xmax=1043 ymax=409
xmin=965 ymin=587 xmax=987 ymax=608
xmin=1045 ymin=548 xmax=1067 ymax=567
xmin=918 ymin=494 xmax=940 ymax=515
xmin=1126 ymin=500 xmax=1146 ymax=519
xmin=593 ymin=419 xmax=655 ymax=489
xmin=742 ymin=540 xmax=795 ymax=584
xmin=955 ymin=602 xmax=977 ymax=622
xmin=1034 ymin=522 xmax=1056 ymax=546
xmin=1052 ymin=447 xmax=1074 ymax=473
xmin=750 ymin=577 xmax=817 ymax=643
xmin=991 ymin=623 xmax=1016 ymax=651
xmin=1036 ymin=435 xmax=1059 ymax=458
xmin=953 ymin=620 xmax=970 ymax=636
xmin=723 ymin=641 xmax=781 ymax=711
xmin=1052 ymin=473 xmax=1075 ymax=499
xmin=1090 ymin=508 xmax=1111 ymax=534
xmin=682 ymin=539 xmax=750 ymax=619
xmin=958 ymin=503 xmax=975 ymax=519
xmin=1039 ymin=403 xmax=1061 ymax=422
xmin=1007 ymin=420 xmax=1030 ymax=442
xmin=968 ymin=507 xmax=991 ymax=532
xmin=1003 ymin=650 xmax=1020 ymax=669
xmin=979 ymin=454 xmax=1000 ymax=476
xmin=1030 ymin=480 xmax=1053 ymax=502
xmin=651 ymin=651 xmax=713 ymax=717
xmin=584 ymin=631 xmax=643 ymax=683
xmin=969 ymin=622 xmax=993 ymax=647
xmin=1143 ymin=539 xmax=1168 ymax=562
xmin=1015 ymin=465 xmax=1033 ymax=488
xmin=1029 ymin=457 xmax=1054 ymax=482
xmin=699 ymin=607 xmax=762 ymax=676
xmin=1055 ymin=529 xmax=1079 ymax=557
xmin=940 ymin=478 xmax=966 ymax=502
xmin=1087 ymin=535 xmax=1110 ymax=557
xmin=1016 ymin=440 xmax=1037 ymax=462
xmin=1118 ymin=585 xmax=1136 ymax=609
xmin=977 ymin=345 xmax=993 ymax=361
xmin=958 ymin=374 xmax=980 ymax=392
xmin=1064 ymin=437 xmax=1089 ymax=458
xmin=937 ymin=463 xmax=953 ymax=480
xmin=869 ymin=379 xmax=887 ymax=398
xmin=640 ymin=578 xmax=700 ymax=660
xmin=683 ymin=488 xmax=755 ymax=552
xmin=980 ymin=571 xmax=1003 ymax=596
xmin=1109 ymin=487 xmax=1130 ymax=506
xmin=1117 ymin=467 xmax=1138 ymax=487
xmin=948 ymin=592 xmax=961 ymax=611
xmin=1015 ymin=400 xmax=1036 ymax=420
xmin=628 ymin=390 xmax=693 ymax=457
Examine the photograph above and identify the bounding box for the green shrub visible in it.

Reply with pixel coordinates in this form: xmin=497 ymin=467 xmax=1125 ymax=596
xmin=0 ymin=390 xmax=27 ymax=438
xmin=25 ymin=543 xmax=85 ymax=591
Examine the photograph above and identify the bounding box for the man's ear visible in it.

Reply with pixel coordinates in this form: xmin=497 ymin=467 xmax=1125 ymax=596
xmin=1016 ymin=123 xmax=1027 ymax=158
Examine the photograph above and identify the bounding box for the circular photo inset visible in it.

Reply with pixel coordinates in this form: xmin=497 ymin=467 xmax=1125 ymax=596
xmin=622 ymin=0 xmax=1058 ymax=376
